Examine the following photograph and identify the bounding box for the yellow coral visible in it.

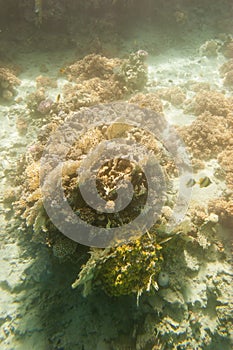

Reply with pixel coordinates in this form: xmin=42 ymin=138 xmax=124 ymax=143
xmin=73 ymin=234 xmax=163 ymax=297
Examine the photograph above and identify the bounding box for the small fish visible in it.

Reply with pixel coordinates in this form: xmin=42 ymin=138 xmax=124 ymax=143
xmin=186 ymin=178 xmax=196 ymax=188
xmin=56 ymin=94 xmax=61 ymax=103
xmin=198 ymin=176 xmax=212 ymax=188
xmin=186 ymin=176 xmax=212 ymax=188
xmin=59 ymin=68 xmax=66 ymax=74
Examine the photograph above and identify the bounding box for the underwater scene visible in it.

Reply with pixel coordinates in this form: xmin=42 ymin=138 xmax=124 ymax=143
xmin=0 ymin=1 xmax=233 ymax=349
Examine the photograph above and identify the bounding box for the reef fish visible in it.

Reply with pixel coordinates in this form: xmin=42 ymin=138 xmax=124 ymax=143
xmin=186 ymin=176 xmax=212 ymax=188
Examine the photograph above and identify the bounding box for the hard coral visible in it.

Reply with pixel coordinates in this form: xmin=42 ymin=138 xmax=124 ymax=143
xmin=0 ymin=66 xmax=20 ymax=101
xmin=208 ymin=197 xmax=233 ymax=227
xmin=218 ymin=148 xmax=233 ymax=190
xmin=157 ymin=86 xmax=186 ymax=106
xmin=192 ymin=90 xmax=231 ymax=116
xmin=219 ymin=59 xmax=233 ymax=88
xmin=61 ymin=52 xmax=148 ymax=111
xmin=222 ymin=39 xmax=233 ymax=58
xmin=63 ymin=77 xmax=123 ymax=111
xmin=199 ymin=40 xmax=219 ymax=57
xmin=116 ymin=50 xmax=148 ymax=92
xmin=65 ymin=53 xmax=122 ymax=81
xmin=129 ymin=92 xmax=163 ymax=114
xmin=178 ymin=112 xmax=230 ymax=160
xmin=36 ymin=75 xmax=57 ymax=88
xmin=15 ymin=100 xmax=178 ymax=298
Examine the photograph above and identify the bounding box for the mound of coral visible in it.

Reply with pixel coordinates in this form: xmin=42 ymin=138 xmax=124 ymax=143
xmin=178 ymin=111 xmax=232 ymax=161
xmin=14 ymin=91 xmax=180 ymax=297
xmin=0 ymin=66 xmax=20 ymax=101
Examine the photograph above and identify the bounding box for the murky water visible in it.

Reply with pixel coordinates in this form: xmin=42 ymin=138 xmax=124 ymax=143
xmin=0 ymin=1 xmax=232 ymax=349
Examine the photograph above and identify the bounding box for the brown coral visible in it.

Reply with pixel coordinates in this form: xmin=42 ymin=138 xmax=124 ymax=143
xmin=63 ymin=77 xmax=123 ymax=111
xmin=191 ymin=90 xmax=230 ymax=116
xmin=64 ymin=53 xmax=122 ymax=81
xmin=129 ymin=92 xmax=163 ymax=114
xmin=218 ymin=148 xmax=233 ymax=190
xmin=208 ymin=197 xmax=233 ymax=227
xmin=219 ymin=59 xmax=233 ymax=87
xmin=157 ymin=86 xmax=186 ymax=106
xmin=0 ymin=66 xmax=20 ymax=100
xmin=178 ymin=112 xmax=231 ymax=160
xmin=36 ymin=75 xmax=58 ymax=88
xmin=222 ymin=40 xmax=233 ymax=58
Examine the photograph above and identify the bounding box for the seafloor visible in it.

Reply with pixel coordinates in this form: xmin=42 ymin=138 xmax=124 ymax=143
xmin=0 ymin=1 xmax=233 ymax=350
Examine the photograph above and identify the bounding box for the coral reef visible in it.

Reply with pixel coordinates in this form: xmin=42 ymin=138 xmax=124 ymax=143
xmin=208 ymin=196 xmax=233 ymax=227
xmin=64 ymin=54 xmax=122 ymax=81
xmin=199 ymin=39 xmax=219 ymax=57
xmin=222 ymin=38 xmax=233 ymax=58
xmin=60 ymin=52 xmax=148 ymax=111
xmin=218 ymin=148 xmax=233 ymax=190
xmin=36 ymin=75 xmax=57 ymax=88
xmin=129 ymin=93 xmax=163 ymax=114
xmin=220 ymin=59 xmax=233 ymax=88
xmin=0 ymin=66 xmax=20 ymax=101
xmin=157 ymin=86 xmax=186 ymax=106
xmin=14 ymin=99 xmax=180 ymax=297
xmin=188 ymin=90 xmax=231 ymax=116
xmin=62 ymin=77 xmax=123 ymax=111
xmin=115 ymin=50 xmax=148 ymax=92
xmin=178 ymin=111 xmax=231 ymax=160
xmin=129 ymin=92 xmax=164 ymax=114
